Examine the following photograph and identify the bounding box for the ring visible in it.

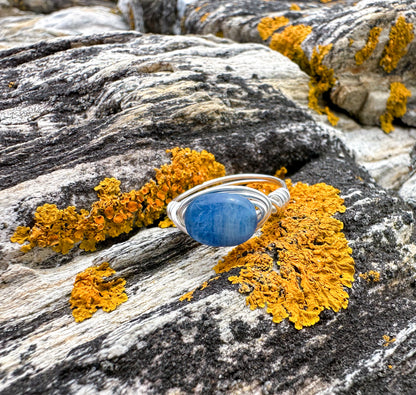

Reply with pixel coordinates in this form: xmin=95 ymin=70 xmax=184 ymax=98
xmin=167 ymin=174 xmax=290 ymax=247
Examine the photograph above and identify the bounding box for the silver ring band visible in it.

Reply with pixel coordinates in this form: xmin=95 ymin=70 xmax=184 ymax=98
xmin=167 ymin=174 xmax=290 ymax=245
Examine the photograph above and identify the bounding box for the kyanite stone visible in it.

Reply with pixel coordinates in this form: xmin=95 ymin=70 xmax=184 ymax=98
xmin=184 ymin=193 xmax=257 ymax=247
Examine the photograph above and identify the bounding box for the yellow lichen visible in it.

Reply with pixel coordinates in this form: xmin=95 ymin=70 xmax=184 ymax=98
xmin=380 ymin=82 xmax=411 ymax=133
xmin=274 ymin=166 xmax=287 ymax=179
xmin=349 ymin=38 xmax=354 ymax=47
xmin=383 ymin=335 xmax=396 ymax=347
xmin=179 ymin=290 xmax=195 ymax=302
xmin=69 ymin=262 xmax=128 ymax=322
xmin=380 ymin=15 xmax=414 ymax=73
xmin=266 ymin=23 xmax=338 ymax=125
xmin=269 ymin=24 xmax=313 ymax=72
xmin=359 ymin=270 xmax=380 ymax=282
xmin=308 ymin=44 xmax=339 ymax=126
xmin=213 ymin=180 xmax=354 ymax=330
xmin=355 ymin=26 xmax=382 ymax=65
xmin=158 ymin=217 xmax=175 ymax=228
xmin=179 ymin=276 xmax=220 ymax=302
xmin=200 ymin=13 xmax=210 ymax=23
xmin=257 ymin=16 xmax=290 ymax=41
xmin=11 ymin=147 xmax=225 ymax=254
xmin=290 ymin=4 xmax=301 ymax=11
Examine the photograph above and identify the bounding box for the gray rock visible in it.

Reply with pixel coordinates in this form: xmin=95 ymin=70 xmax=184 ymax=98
xmin=1 ymin=33 xmax=416 ymax=394
xmin=0 ymin=6 xmax=129 ymax=49
xmin=181 ymin=0 xmax=416 ymax=130
xmin=117 ymin=0 xmax=144 ymax=31
xmin=0 ymin=0 xmax=28 ymax=17
xmin=337 ymin=121 xmax=416 ymax=190
xmin=8 ymin=0 xmax=117 ymax=14
xmin=0 ymin=32 xmax=309 ymax=191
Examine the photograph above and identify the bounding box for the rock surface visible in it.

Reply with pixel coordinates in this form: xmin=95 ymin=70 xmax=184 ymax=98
xmin=0 ymin=6 xmax=128 ymax=49
xmin=182 ymin=0 xmax=416 ymax=129
xmin=8 ymin=0 xmax=116 ymax=14
xmin=1 ymin=31 xmax=416 ymax=394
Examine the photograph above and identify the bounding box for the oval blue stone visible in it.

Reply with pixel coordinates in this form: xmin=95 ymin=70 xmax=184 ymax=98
xmin=184 ymin=193 xmax=257 ymax=247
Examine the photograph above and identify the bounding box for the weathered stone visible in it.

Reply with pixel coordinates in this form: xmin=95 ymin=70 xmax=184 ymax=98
xmin=0 ymin=32 xmax=309 ymax=191
xmin=129 ymin=0 xmax=178 ymax=34
xmin=0 ymin=6 xmax=128 ymax=49
xmin=117 ymin=0 xmax=144 ymax=31
xmin=1 ymin=32 xmax=416 ymax=394
xmin=8 ymin=0 xmax=116 ymax=14
xmin=181 ymin=0 xmax=416 ymax=130
xmin=337 ymin=120 xmax=416 ymax=190
xmin=0 ymin=0 xmax=28 ymax=17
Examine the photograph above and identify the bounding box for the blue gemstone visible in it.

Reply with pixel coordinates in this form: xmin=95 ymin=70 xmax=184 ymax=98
xmin=184 ymin=193 xmax=257 ymax=247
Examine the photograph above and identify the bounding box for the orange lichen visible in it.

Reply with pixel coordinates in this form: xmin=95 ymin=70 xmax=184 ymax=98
xmin=274 ymin=166 xmax=287 ymax=179
xmin=257 ymin=16 xmax=290 ymax=41
xmin=200 ymin=13 xmax=210 ymax=23
xmin=380 ymin=82 xmax=411 ymax=133
xmin=179 ymin=290 xmax=195 ymax=302
xmin=359 ymin=270 xmax=380 ymax=282
xmin=355 ymin=26 xmax=382 ymax=65
xmin=69 ymin=262 xmax=128 ymax=322
xmin=269 ymin=24 xmax=312 ymax=72
xmin=265 ymin=22 xmax=338 ymax=125
xmin=213 ymin=180 xmax=354 ymax=330
xmin=11 ymin=147 xmax=225 ymax=254
xmin=380 ymin=15 xmax=414 ymax=73
xmin=179 ymin=276 xmax=220 ymax=302
xmin=158 ymin=217 xmax=175 ymax=228
xmin=290 ymin=4 xmax=300 ymax=11
xmin=308 ymin=44 xmax=339 ymax=126
xmin=383 ymin=335 xmax=396 ymax=347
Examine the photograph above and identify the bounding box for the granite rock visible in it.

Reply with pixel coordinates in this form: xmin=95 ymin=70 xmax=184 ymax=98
xmin=1 ymin=32 xmax=416 ymax=394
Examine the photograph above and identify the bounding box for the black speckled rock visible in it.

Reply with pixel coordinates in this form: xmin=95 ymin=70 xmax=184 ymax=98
xmin=0 ymin=32 xmax=416 ymax=395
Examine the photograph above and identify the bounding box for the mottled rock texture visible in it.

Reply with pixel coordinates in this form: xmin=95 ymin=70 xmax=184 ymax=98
xmin=117 ymin=0 xmax=144 ymax=31
xmin=8 ymin=0 xmax=116 ymax=14
xmin=0 ymin=6 xmax=128 ymax=49
xmin=1 ymin=32 xmax=416 ymax=394
xmin=117 ymin=0 xmax=177 ymax=34
xmin=182 ymin=0 xmax=416 ymax=129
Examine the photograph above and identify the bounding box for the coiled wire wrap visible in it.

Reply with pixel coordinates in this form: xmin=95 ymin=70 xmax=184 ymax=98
xmin=167 ymin=174 xmax=290 ymax=235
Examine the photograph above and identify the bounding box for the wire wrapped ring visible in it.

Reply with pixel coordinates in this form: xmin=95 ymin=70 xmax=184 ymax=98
xmin=167 ymin=174 xmax=290 ymax=247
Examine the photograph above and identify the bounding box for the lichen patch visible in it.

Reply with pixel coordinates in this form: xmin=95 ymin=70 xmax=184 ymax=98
xmin=380 ymin=82 xmax=411 ymax=133
xmin=258 ymin=16 xmax=290 ymax=41
xmin=69 ymin=262 xmax=128 ymax=322
xmin=11 ymin=148 xmax=225 ymax=254
xmin=355 ymin=26 xmax=382 ymax=65
xmin=213 ymin=179 xmax=354 ymax=330
xmin=380 ymin=15 xmax=414 ymax=73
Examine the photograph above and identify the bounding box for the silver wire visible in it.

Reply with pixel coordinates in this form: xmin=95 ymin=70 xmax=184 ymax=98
xmin=167 ymin=174 xmax=290 ymax=235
